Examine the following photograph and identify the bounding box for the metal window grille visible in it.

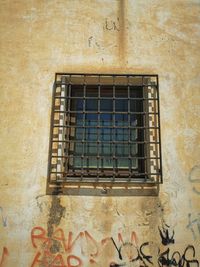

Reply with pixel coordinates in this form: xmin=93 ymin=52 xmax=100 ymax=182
xmin=47 ymin=73 xmax=162 ymax=192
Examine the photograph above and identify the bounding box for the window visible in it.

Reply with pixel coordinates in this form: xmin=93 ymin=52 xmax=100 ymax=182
xmin=47 ymin=74 xmax=162 ymax=194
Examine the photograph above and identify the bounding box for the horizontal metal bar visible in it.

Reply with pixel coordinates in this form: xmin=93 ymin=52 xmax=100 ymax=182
xmin=52 ymin=125 xmax=159 ymax=129
xmin=51 ymin=140 xmax=160 ymax=144
xmin=54 ymin=110 xmax=159 ymax=115
xmin=51 ymin=155 xmax=160 ymax=159
xmin=54 ymin=96 xmax=159 ymax=100
xmin=56 ymin=73 xmax=159 ymax=77
xmin=51 ymin=173 xmax=160 ymax=177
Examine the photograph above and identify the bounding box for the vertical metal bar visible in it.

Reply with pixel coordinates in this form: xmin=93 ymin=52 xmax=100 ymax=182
xmin=82 ymin=75 xmax=86 ymax=180
xmin=67 ymin=75 xmax=72 ymax=176
xmin=47 ymin=80 xmax=57 ymax=186
xmin=156 ymin=75 xmax=162 ymax=183
xmin=127 ymin=75 xmax=131 ymax=181
xmin=97 ymin=75 xmax=100 ymax=181
xmin=142 ymin=76 xmax=148 ymax=182
xmin=64 ymin=78 xmax=69 ymax=178
xmin=113 ymin=75 xmax=116 ymax=182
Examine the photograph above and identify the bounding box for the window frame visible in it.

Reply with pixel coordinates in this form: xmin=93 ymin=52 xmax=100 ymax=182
xmin=47 ymin=73 xmax=162 ymax=195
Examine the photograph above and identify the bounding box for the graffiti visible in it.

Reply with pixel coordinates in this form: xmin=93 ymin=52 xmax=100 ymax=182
xmin=188 ymin=165 xmax=200 ymax=195
xmin=110 ymin=240 xmax=153 ymax=267
xmin=0 ymin=207 xmax=7 ymax=227
xmin=158 ymin=245 xmax=199 ymax=267
xmin=158 ymin=224 xmax=175 ymax=246
xmin=88 ymin=36 xmax=101 ymax=49
xmin=186 ymin=213 xmax=200 ymax=240
xmin=109 ymin=225 xmax=199 ymax=267
xmin=111 ymin=242 xmax=199 ymax=267
xmin=31 ymin=226 xmax=199 ymax=267
xmin=104 ymin=18 xmax=120 ymax=31
xmin=0 ymin=247 xmax=8 ymax=267
xmin=31 ymin=226 xmax=138 ymax=267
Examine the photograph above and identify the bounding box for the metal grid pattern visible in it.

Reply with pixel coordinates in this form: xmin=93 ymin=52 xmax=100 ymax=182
xmin=48 ymin=73 xmax=162 ymax=187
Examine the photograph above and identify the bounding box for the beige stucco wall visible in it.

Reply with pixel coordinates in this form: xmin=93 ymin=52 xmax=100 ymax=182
xmin=0 ymin=0 xmax=200 ymax=266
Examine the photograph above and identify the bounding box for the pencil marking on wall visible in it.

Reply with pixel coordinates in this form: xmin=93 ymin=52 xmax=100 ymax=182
xmin=104 ymin=18 xmax=120 ymax=31
xmin=186 ymin=213 xmax=200 ymax=240
xmin=188 ymin=165 xmax=200 ymax=195
xmin=0 ymin=207 xmax=7 ymax=227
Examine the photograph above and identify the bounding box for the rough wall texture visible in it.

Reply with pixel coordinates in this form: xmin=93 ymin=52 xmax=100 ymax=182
xmin=0 ymin=0 xmax=200 ymax=266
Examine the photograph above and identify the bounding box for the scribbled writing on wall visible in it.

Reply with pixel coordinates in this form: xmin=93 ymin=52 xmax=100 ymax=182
xmin=30 ymin=226 xmax=199 ymax=267
xmin=0 ymin=207 xmax=7 ymax=227
xmin=31 ymin=226 xmax=138 ymax=267
xmin=187 ymin=213 xmax=200 ymax=240
xmin=158 ymin=223 xmax=175 ymax=246
xmin=188 ymin=165 xmax=200 ymax=195
xmin=103 ymin=18 xmax=120 ymax=31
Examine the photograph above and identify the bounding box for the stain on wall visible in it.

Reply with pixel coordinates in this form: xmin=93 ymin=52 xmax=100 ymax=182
xmin=0 ymin=0 xmax=200 ymax=266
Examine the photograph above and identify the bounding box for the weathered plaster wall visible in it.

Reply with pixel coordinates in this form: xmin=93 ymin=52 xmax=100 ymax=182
xmin=0 ymin=1 xmax=200 ymax=266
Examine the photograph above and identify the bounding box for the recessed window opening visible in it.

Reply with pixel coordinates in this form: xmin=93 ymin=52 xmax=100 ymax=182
xmin=47 ymin=73 xmax=162 ymax=190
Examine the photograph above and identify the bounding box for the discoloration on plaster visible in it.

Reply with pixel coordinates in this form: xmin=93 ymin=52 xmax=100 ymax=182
xmin=47 ymin=197 xmax=66 ymax=254
xmin=0 ymin=247 xmax=9 ymax=267
xmin=118 ymin=0 xmax=126 ymax=64
xmin=47 ymin=197 xmax=65 ymax=236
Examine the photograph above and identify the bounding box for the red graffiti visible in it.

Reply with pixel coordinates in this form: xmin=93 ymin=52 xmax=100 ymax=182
xmin=67 ymin=255 xmax=82 ymax=267
xmin=31 ymin=226 xmax=138 ymax=267
xmin=0 ymin=247 xmax=8 ymax=267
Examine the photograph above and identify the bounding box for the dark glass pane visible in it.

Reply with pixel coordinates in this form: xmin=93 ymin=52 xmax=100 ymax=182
xmin=117 ymin=158 xmax=129 ymax=168
xmin=115 ymin=100 xmax=128 ymax=112
xmin=85 ymin=142 xmax=97 ymax=155
xmin=85 ymin=128 xmax=97 ymax=141
xmin=130 ymin=115 xmax=137 ymax=126
xmin=130 ymin=99 xmax=143 ymax=112
xmin=115 ymin=144 xmax=129 ymax=156
xmin=130 ymin=86 xmax=142 ymax=98
xmin=115 ymin=114 xmax=128 ymax=126
xmin=114 ymin=128 xmax=128 ymax=141
xmin=130 ymin=129 xmax=137 ymax=141
xmin=74 ymin=127 xmax=84 ymax=140
xmin=71 ymin=86 xmax=83 ymax=97
xmin=87 ymin=158 xmax=98 ymax=168
xmin=86 ymin=86 xmax=98 ymax=97
xmin=101 ymin=158 xmax=113 ymax=168
xmin=71 ymin=99 xmax=84 ymax=111
xmin=100 ymin=87 xmax=113 ymax=97
xmin=100 ymin=144 xmax=113 ymax=156
xmin=100 ymin=128 xmax=112 ymax=141
xmin=74 ymin=142 xmax=83 ymax=155
xmin=86 ymin=99 xmax=98 ymax=111
xmin=100 ymin=113 xmax=113 ymax=126
xmin=115 ymin=86 xmax=128 ymax=98
xmin=85 ymin=113 xmax=98 ymax=126
xmin=100 ymin=99 xmax=113 ymax=111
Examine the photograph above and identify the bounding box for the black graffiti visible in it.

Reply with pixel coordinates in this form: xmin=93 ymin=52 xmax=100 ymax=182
xmin=111 ymin=237 xmax=122 ymax=260
xmin=158 ymin=224 xmax=175 ymax=246
xmin=111 ymin=239 xmax=199 ymax=267
xmin=110 ymin=239 xmax=152 ymax=267
xmin=158 ymin=245 xmax=199 ymax=267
